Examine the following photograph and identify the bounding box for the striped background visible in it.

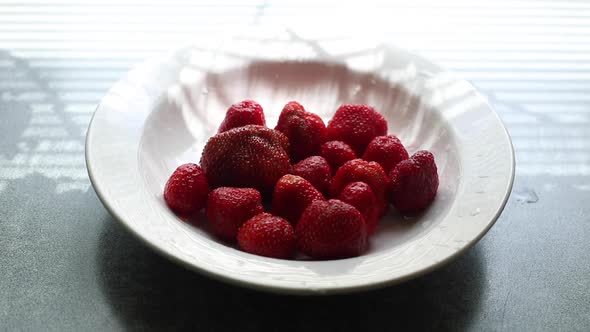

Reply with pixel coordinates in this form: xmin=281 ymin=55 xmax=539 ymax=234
xmin=2 ymin=0 xmax=589 ymax=194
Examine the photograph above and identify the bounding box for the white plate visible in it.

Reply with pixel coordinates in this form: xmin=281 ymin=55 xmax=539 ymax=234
xmin=86 ymin=29 xmax=514 ymax=295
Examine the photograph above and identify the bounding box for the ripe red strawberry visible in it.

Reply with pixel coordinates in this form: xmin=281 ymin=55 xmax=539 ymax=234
xmin=218 ymin=100 xmax=265 ymax=133
xmin=292 ymin=156 xmax=332 ymax=196
xmin=338 ymin=182 xmax=379 ymax=235
xmin=206 ymin=187 xmax=264 ymax=241
xmin=200 ymin=125 xmax=291 ymax=194
xmin=388 ymin=150 xmax=439 ymax=214
xmin=331 ymin=159 xmax=389 ymax=216
xmin=362 ymin=135 xmax=409 ymax=173
xmin=320 ymin=140 xmax=357 ymax=174
xmin=326 ymin=104 xmax=387 ymax=156
xmin=164 ymin=163 xmax=210 ymax=215
xmin=272 ymin=174 xmax=325 ymax=225
xmin=237 ymin=213 xmax=296 ymax=259
xmin=296 ymin=199 xmax=367 ymax=259
xmin=274 ymin=101 xmax=327 ymax=162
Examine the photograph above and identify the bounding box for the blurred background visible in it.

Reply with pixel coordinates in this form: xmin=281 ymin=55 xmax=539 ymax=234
xmin=1 ymin=1 xmax=589 ymax=331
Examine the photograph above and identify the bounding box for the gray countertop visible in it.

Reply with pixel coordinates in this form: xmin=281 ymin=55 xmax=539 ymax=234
xmin=1 ymin=1 xmax=589 ymax=331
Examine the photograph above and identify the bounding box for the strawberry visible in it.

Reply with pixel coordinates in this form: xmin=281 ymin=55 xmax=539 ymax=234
xmin=291 ymin=156 xmax=332 ymax=196
xmin=331 ymin=159 xmax=389 ymax=216
xmin=320 ymin=140 xmax=357 ymax=174
xmin=272 ymin=174 xmax=325 ymax=225
xmin=362 ymin=135 xmax=409 ymax=173
xmin=218 ymin=100 xmax=265 ymax=133
xmin=338 ymin=182 xmax=379 ymax=235
xmin=164 ymin=163 xmax=210 ymax=215
xmin=274 ymin=101 xmax=327 ymax=162
xmin=296 ymin=199 xmax=367 ymax=259
xmin=388 ymin=150 xmax=439 ymax=214
xmin=237 ymin=213 xmax=295 ymax=259
xmin=326 ymin=104 xmax=387 ymax=155
xmin=206 ymin=187 xmax=264 ymax=241
xmin=200 ymin=125 xmax=291 ymax=194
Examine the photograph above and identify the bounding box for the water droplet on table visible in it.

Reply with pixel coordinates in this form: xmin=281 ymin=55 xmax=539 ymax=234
xmin=514 ymin=187 xmax=539 ymax=204
xmin=573 ymin=184 xmax=590 ymax=191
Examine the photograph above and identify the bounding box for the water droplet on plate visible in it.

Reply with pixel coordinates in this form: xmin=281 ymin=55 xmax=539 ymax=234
xmin=421 ymin=220 xmax=432 ymax=228
xmin=471 ymin=208 xmax=481 ymax=216
xmin=201 ymin=87 xmax=209 ymax=94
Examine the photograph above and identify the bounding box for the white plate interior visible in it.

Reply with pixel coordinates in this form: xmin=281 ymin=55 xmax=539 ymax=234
xmin=139 ymin=60 xmax=461 ymax=253
xmin=86 ymin=29 xmax=514 ymax=294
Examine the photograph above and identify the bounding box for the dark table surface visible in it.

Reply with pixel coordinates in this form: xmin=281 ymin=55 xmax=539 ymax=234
xmin=1 ymin=1 xmax=589 ymax=331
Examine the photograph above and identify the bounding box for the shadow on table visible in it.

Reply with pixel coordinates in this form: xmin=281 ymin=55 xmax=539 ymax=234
xmin=97 ymin=217 xmax=485 ymax=331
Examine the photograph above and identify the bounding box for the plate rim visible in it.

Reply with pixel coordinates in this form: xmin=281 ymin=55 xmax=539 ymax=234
xmin=86 ymin=36 xmax=515 ymax=295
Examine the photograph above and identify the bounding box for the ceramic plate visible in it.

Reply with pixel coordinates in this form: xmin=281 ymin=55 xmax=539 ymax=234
xmin=86 ymin=29 xmax=514 ymax=295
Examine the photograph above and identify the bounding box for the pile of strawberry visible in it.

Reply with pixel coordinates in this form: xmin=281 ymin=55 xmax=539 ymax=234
xmin=164 ymin=100 xmax=438 ymax=260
